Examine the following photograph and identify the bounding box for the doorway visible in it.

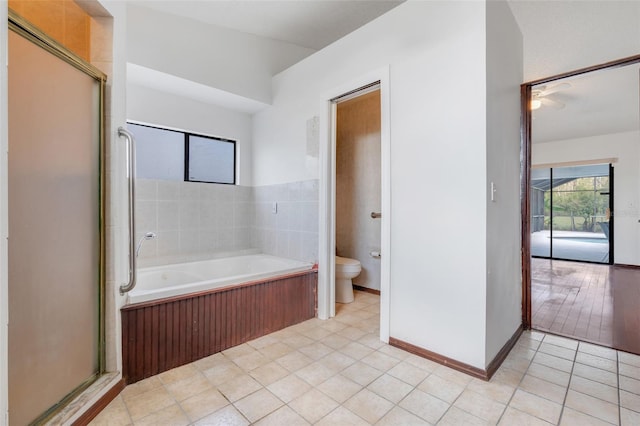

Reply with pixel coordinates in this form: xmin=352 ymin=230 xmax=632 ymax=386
xmin=521 ymin=55 xmax=640 ymax=354
xmin=8 ymin=16 xmax=105 ymax=424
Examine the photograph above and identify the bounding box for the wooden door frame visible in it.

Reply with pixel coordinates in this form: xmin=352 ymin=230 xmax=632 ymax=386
xmin=520 ymin=54 xmax=640 ymax=328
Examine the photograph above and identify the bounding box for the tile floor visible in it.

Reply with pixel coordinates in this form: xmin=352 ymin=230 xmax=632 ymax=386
xmin=92 ymin=291 xmax=640 ymax=425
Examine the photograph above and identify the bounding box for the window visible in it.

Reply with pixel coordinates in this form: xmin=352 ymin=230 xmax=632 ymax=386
xmin=128 ymin=122 xmax=236 ymax=184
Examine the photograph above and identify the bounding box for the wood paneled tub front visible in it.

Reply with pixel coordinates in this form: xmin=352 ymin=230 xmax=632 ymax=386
xmin=121 ymin=254 xmax=317 ymax=384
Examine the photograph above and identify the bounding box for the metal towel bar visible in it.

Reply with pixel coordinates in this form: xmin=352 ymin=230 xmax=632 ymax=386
xmin=119 ymin=126 xmax=137 ymax=295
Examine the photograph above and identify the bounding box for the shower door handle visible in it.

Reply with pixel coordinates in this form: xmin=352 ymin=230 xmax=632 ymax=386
xmin=371 ymin=212 xmax=382 ymax=219
xmin=119 ymin=126 xmax=138 ymax=295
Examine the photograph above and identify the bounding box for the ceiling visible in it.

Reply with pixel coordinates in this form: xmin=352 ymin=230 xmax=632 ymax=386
xmin=130 ymin=0 xmax=404 ymax=51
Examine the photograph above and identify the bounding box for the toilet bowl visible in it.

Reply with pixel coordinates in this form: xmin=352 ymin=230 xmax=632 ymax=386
xmin=335 ymin=256 xmax=361 ymax=303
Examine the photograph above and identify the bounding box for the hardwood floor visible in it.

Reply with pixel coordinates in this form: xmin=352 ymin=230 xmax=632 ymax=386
xmin=532 ymin=258 xmax=640 ymax=355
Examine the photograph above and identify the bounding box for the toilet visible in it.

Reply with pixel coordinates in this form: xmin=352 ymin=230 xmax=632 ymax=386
xmin=335 ymin=256 xmax=361 ymax=303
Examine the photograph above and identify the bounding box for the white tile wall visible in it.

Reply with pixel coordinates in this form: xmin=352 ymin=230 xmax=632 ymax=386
xmin=135 ymin=179 xmax=319 ymax=266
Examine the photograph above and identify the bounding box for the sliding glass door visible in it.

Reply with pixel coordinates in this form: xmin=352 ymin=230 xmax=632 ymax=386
xmin=531 ymin=163 xmax=612 ymax=264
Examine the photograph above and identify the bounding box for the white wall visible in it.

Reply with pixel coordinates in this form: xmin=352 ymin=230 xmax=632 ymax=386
xmin=485 ymin=0 xmax=523 ymax=363
xmin=533 ymin=131 xmax=640 ymax=266
xmin=253 ymin=1 xmax=491 ymax=368
xmin=1 ymin=1 xmax=9 ymax=423
xmin=126 ymin=4 xmax=314 ymax=105
xmin=127 ymin=84 xmax=253 ymax=185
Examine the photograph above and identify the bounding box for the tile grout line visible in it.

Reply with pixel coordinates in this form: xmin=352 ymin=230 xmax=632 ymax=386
xmin=555 ymin=338 xmax=580 ymax=425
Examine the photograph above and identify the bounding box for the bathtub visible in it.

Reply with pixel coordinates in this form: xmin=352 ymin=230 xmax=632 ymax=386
xmin=128 ymin=254 xmax=314 ymax=305
xmin=121 ymin=253 xmax=317 ymax=383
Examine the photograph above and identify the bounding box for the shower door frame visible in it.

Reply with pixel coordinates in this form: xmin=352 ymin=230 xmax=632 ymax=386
xmin=7 ymin=11 xmax=106 ymax=423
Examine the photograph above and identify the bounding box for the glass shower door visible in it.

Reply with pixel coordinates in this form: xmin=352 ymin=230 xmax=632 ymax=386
xmin=8 ymin=27 xmax=102 ymax=424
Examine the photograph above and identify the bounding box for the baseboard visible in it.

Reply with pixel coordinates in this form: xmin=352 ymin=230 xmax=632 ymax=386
xmin=614 ymin=263 xmax=640 ymax=270
xmin=353 ymin=285 xmax=381 ymax=295
xmin=486 ymin=325 xmax=524 ymax=379
xmin=72 ymin=378 xmax=125 ymax=425
xmin=390 ymin=325 xmax=523 ymax=381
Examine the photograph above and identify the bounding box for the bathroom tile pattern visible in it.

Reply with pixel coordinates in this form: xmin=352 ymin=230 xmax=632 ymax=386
xmin=135 ymin=179 xmax=319 ymax=266
xmin=91 ymin=291 xmax=640 ymax=425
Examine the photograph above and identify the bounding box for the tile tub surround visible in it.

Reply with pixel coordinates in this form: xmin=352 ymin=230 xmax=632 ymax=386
xmin=93 ymin=291 xmax=640 ymax=425
xmin=134 ymin=179 xmax=319 ymax=267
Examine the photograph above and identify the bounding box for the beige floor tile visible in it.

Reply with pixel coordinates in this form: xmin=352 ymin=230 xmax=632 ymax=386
xmin=399 ymin=389 xmax=450 ymax=424
xmin=282 ymin=334 xmax=315 ymax=349
xmin=133 ymin=403 xmax=188 ymax=426
xmin=519 ymin=374 xmax=567 ymax=404
xmin=89 ymin=396 xmax=132 ymax=426
xmin=620 ymin=375 xmax=640 ymax=395
xmin=377 ymin=344 xmax=411 ymax=360
xmin=527 ymin=362 xmax=571 ymax=387
xmin=337 ymin=326 xmax=368 ymax=340
xmin=321 ymin=333 xmax=351 ymax=349
xmin=571 ymin=363 xmax=617 ymax=387
xmin=165 ymin=373 xmax=213 ymax=402
xmin=376 ymin=405 xmax=430 ymax=426
xmin=315 ymin=406 xmax=369 ymax=426
xmin=301 ymin=326 xmax=333 ymax=340
xmin=360 ymin=350 xmax=401 ymax=372
xmin=403 ymin=353 xmax=439 ymax=373
xmin=339 ymin=341 xmax=375 ymax=360
xmin=619 ymin=352 xmax=640 ymax=368
xmin=533 ymin=352 xmax=574 ymax=373
xmin=621 ymin=390 xmax=640 ymax=413
xmin=267 ymin=374 xmax=311 ymax=403
xmin=498 ymin=407 xmax=553 ymax=425
xmin=216 ymin=374 xmax=262 ymax=402
xmin=619 ymin=362 xmax=640 ymax=379
xmin=124 ymin=386 xmax=176 ymax=421
xmin=386 ymin=361 xmax=430 ymax=386
xmin=510 ymin=346 xmax=537 ymax=361
xmin=295 ymin=361 xmax=337 ymax=386
xmin=343 ymin=388 xmax=394 ymax=424
xmin=193 ymin=405 xmax=249 ymax=426
xmin=317 ymin=374 xmax=363 ymax=403
xmin=289 ymin=388 xmax=340 ymax=423
xmin=120 ymin=377 xmax=162 ymax=401
xmin=502 ymin=354 xmax=533 ymax=374
xmin=358 ymin=333 xmax=385 ymax=350
xmin=570 ymin=375 xmax=618 ymax=404
xmin=509 ymin=389 xmax=562 ymax=424
xmin=466 ymin=378 xmax=516 ymax=405
xmin=418 ymin=373 xmax=465 ymax=404
xmin=341 ymin=361 xmax=384 ymax=386
xmin=298 ymin=341 xmax=334 ymax=360
xmin=179 ymin=388 xmax=229 ymax=422
xmin=559 ymin=407 xmax=614 ymax=426
xmin=157 ymin=364 xmax=199 ymax=385
xmin=539 ymin=342 xmax=577 ymax=361
xmin=318 ymin=351 xmax=356 ymax=373
xmin=233 ymin=388 xmax=283 ymax=423
xmin=439 ymin=406 xmax=489 ymax=425
xmin=275 ymin=351 xmax=314 ymax=372
xmin=247 ymin=334 xmax=281 ymax=350
xmin=578 ymin=342 xmax=617 ymax=361
xmin=223 ymin=343 xmax=257 ymax=360
xmin=194 ymin=353 xmax=227 ymax=371
xmin=575 ymin=352 xmax=617 ymax=373
xmin=367 ymin=373 xmax=413 ymax=403
xmin=454 ymin=389 xmax=506 ymax=424
xmin=621 ymin=407 xmax=640 ymax=426
xmin=249 ymin=361 xmax=290 ymax=386
xmin=319 ymin=320 xmax=349 ymax=333
xmin=232 ymin=350 xmax=271 ymax=371
xmin=259 ymin=342 xmax=295 ymax=360
xmin=254 ymin=406 xmax=310 ymax=426
xmin=433 ymin=365 xmax=474 ymax=387
xmin=564 ymin=389 xmax=619 ymax=424
xmin=543 ymin=334 xmax=579 ymax=350
xmin=202 ymin=360 xmax=244 ymax=386
xmin=516 ymin=336 xmax=543 ymax=352
xmin=491 ymin=366 xmax=526 ymax=388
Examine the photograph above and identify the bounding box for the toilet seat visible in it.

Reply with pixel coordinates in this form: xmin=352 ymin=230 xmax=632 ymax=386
xmin=335 ymin=256 xmax=361 ymax=274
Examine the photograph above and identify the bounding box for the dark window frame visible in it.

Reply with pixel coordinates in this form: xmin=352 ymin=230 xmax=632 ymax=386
xmin=128 ymin=121 xmax=237 ymax=185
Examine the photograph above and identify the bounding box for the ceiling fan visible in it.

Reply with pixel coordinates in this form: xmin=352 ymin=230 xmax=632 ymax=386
xmin=531 ymin=82 xmax=571 ymax=110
